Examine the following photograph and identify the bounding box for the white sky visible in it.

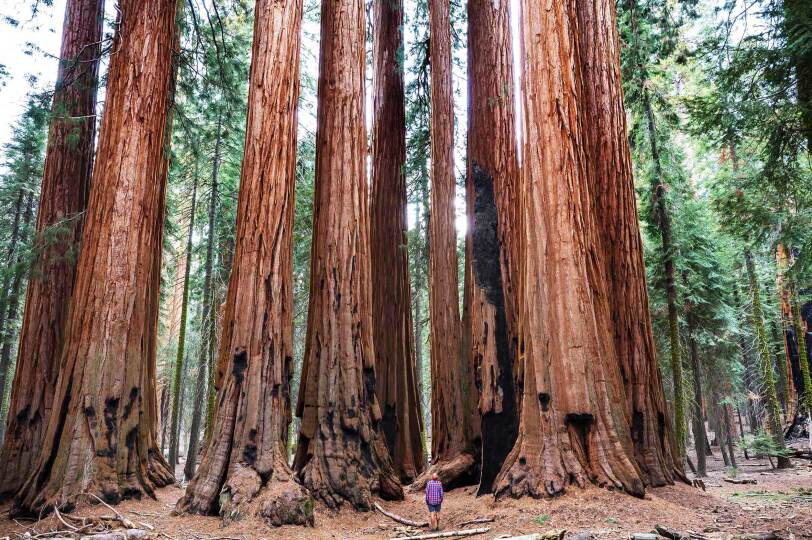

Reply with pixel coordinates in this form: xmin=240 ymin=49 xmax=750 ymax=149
xmin=0 ymin=0 xmax=66 ymax=149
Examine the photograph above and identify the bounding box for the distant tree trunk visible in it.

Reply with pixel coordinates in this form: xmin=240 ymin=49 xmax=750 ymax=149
xmin=0 ymin=192 xmax=35 ymax=444
xmin=0 ymin=0 xmax=104 ymax=480
xmin=466 ymin=0 xmax=519 ymax=495
xmin=0 ymin=190 xmax=26 ymax=368
xmin=494 ymin=0 xmax=644 ymax=499
xmin=685 ymin=301 xmax=707 ymax=477
xmin=292 ymin=0 xmax=403 ymax=510
xmin=185 ymin=115 xmax=221 ymax=480
xmin=744 ymin=249 xmax=790 ymax=468
xmin=169 ymin=173 xmax=198 ymax=468
xmin=722 ymin=402 xmax=737 ymax=468
xmin=203 ymin=114 xmax=222 ymax=438
xmin=421 ymin=0 xmax=476 ymax=488
xmin=12 ymin=0 xmax=178 ymax=513
xmin=176 ymin=0 xmax=313 ymax=526
xmin=370 ymin=0 xmax=425 ymax=484
xmin=575 ymin=0 xmax=681 ymax=486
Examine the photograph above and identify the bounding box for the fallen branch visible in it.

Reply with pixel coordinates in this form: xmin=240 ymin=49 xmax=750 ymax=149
xmin=458 ymin=517 xmax=494 ymax=527
xmin=373 ymin=502 xmax=428 ymax=528
xmin=390 ymin=527 xmax=489 ymax=540
xmin=82 ymin=494 xmax=137 ymax=530
xmin=78 ymin=530 xmax=148 ymax=540
xmin=722 ymin=477 xmax=757 ymax=485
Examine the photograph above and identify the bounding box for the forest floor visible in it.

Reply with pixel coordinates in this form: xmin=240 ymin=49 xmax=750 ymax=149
xmin=2 ymin=445 xmax=812 ymax=540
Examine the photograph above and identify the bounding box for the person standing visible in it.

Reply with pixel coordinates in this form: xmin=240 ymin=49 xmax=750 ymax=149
xmin=425 ymin=472 xmax=444 ymax=531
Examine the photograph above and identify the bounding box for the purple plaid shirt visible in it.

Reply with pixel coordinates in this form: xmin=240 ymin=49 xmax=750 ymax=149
xmin=425 ymin=479 xmax=444 ymax=505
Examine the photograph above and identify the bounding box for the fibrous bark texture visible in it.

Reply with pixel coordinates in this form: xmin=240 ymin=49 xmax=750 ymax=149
xmin=422 ymin=0 xmax=477 ymax=488
xmin=292 ymin=0 xmax=403 ymax=510
xmin=574 ymin=0 xmax=680 ymax=486
xmin=12 ymin=0 xmax=177 ymax=513
xmin=493 ymin=0 xmax=645 ymax=499
xmin=466 ymin=0 xmax=519 ymax=495
xmin=371 ymin=0 xmax=425 ymax=484
xmin=0 ymin=0 xmax=104 ymax=497
xmin=176 ymin=0 xmax=313 ymax=526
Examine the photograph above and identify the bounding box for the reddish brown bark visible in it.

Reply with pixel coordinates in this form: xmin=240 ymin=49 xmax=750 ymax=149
xmin=0 ymin=0 xmax=104 ymax=497
xmin=176 ymin=1 xmax=312 ymax=525
xmin=370 ymin=0 xmax=425 ymax=483
xmin=574 ymin=0 xmax=681 ymax=486
xmin=494 ymin=0 xmax=645 ymax=499
xmin=292 ymin=0 xmax=403 ymax=510
xmin=466 ymin=0 xmax=520 ymax=495
xmin=12 ymin=0 xmax=177 ymax=513
xmin=417 ymin=0 xmax=477 ymax=489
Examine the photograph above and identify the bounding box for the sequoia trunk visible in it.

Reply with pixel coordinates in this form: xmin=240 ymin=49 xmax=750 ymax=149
xmin=370 ymin=0 xmax=425 ymax=484
xmin=176 ymin=1 xmax=312 ymax=525
xmin=0 ymin=0 xmax=103 ymax=489
xmin=494 ymin=0 xmax=644 ymax=499
xmin=423 ymin=0 xmax=477 ymax=487
xmin=292 ymin=0 xmax=403 ymax=509
xmin=12 ymin=0 xmax=177 ymax=512
xmin=575 ymin=0 xmax=680 ymax=486
xmin=466 ymin=0 xmax=519 ymax=495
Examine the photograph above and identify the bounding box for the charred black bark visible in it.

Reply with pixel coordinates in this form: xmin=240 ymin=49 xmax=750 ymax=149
xmin=470 ymin=164 xmax=517 ymax=495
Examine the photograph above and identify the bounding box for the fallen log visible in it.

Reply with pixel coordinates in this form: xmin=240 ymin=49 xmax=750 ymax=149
xmin=723 ymin=477 xmax=757 ymax=485
xmin=389 ymin=526 xmax=489 ymax=540
xmin=654 ymin=525 xmax=688 ymax=539
xmin=373 ymin=502 xmax=428 ymax=528
xmin=458 ymin=517 xmax=494 ymax=527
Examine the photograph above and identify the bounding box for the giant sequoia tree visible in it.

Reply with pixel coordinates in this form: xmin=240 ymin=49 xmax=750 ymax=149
xmin=0 ymin=0 xmax=104 ymax=496
xmin=176 ymin=0 xmax=312 ymax=524
xmin=574 ymin=0 xmax=681 ymax=485
xmin=466 ymin=0 xmax=519 ymax=495
xmin=370 ymin=0 xmax=425 ymax=483
xmin=423 ymin=0 xmax=477 ymax=487
xmin=292 ymin=0 xmax=403 ymax=509
xmin=494 ymin=0 xmax=647 ymax=499
xmin=12 ymin=0 xmax=177 ymax=512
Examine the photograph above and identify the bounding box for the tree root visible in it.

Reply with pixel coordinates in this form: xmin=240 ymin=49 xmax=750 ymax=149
xmin=178 ymin=464 xmax=313 ymax=527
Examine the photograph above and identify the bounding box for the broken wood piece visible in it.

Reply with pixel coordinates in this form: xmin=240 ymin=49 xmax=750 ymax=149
xmin=373 ymin=502 xmax=429 ymax=528
xmin=83 ymin=493 xmax=137 ymax=530
xmin=458 ymin=517 xmax=495 ymax=527
xmin=722 ymin=477 xmax=757 ymax=485
xmin=389 ymin=526 xmax=490 ymax=540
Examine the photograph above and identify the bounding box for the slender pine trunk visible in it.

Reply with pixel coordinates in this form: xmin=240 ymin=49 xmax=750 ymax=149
xmin=204 ymin=114 xmax=222 ymax=438
xmin=185 ymin=115 xmax=220 ymax=479
xmin=169 ymin=167 xmax=199 ymax=467
xmin=745 ymin=249 xmax=790 ymax=468
xmin=686 ymin=300 xmax=707 ymax=476
xmin=792 ymin=285 xmax=812 ymax=414
xmin=0 ymin=192 xmax=35 ymax=444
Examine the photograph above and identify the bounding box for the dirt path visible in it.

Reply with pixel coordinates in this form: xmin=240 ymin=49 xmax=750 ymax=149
xmin=2 ymin=450 xmax=811 ymax=539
